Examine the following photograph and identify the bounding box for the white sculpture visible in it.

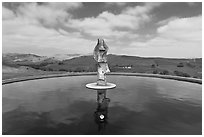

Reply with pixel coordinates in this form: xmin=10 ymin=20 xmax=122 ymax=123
xmin=93 ymin=39 xmax=110 ymax=85
xmin=86 ymin=38 xmax=116 ymax=89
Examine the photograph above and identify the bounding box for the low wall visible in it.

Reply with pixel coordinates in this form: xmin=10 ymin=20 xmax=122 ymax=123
xmin=2 ymin=72 xmax=202 ymax=85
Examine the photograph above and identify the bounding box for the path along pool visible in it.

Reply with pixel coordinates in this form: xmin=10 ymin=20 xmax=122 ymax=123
xmin=2 ymin=75 xmax=202 ymax=135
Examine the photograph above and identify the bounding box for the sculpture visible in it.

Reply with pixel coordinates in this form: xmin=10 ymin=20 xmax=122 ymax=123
xmin=93 ymin=39 xmax=110 ymax=86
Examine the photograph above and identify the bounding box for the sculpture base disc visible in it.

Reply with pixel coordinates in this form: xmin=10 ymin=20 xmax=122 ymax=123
xmin=86 ymin=82 xmax=116 ymax=90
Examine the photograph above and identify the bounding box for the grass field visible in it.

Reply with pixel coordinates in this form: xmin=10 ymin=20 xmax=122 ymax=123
xmin=2 ymin=53 xmax=202 ymax=80
xmin=2 ymin=65 xmax=65 ymax=80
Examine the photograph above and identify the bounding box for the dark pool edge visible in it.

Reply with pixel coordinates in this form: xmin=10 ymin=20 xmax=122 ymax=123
xmin=2 ymin=72 xmax=202 ymax=85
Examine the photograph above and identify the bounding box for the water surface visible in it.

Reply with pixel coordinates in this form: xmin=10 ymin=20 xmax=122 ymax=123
xmin=2 ymin=76 xmax=202 ymax=135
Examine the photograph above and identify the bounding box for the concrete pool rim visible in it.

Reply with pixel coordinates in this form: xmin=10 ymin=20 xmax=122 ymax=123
xmin=2 ymin=72 xmax=202 ymax=85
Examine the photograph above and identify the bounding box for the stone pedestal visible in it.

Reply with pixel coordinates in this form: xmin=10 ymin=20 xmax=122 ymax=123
xmin=86 ymin=82 xmax=116 ymax=90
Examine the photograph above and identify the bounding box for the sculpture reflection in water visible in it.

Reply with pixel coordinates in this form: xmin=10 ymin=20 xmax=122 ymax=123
xmin=94 ymin=90 xmax=110 ymax=133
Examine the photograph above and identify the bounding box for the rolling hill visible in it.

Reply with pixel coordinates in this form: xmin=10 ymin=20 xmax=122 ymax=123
xmin=2 ymin=53 xmax=202 ymax=79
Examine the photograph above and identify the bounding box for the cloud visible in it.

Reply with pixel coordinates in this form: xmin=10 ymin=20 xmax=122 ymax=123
xmin=187 ymin=2 xmax=197 ymax=6
xmin=3 ymin=2 xmax=161 ymax=37
xmin=16 ymin=3 xmax=80 ymax=28
xmin=3 ymin=2 xmax=82 ymax=28
xmin=3 ymin=17 xmax=94 ymax=56
xmin=47 ymin=2 xmax=82 ymax=10
xmin=124 ymin=15 xmax=202 ymax=58
xmin=105 ymin=2 xmax=127 ymax=7
xmin=3 ymin=2 xmax=201 ymax=58
xmin=2 ymin=6 xmax=15 ymax=20
xmin=2 ymin=3 xmax=94 ymax=56
xmin=67 ymin=12 xmax=137 ymax=39
xmin=157 ymin=15 xmax=201 ymax=42
xmin=156 ymin=16 xmax=178 ymax=25
xmin=67 ymin=3 xmax=162 ymax=38
xmin=123 ymin=2 xmax=161 ymax=16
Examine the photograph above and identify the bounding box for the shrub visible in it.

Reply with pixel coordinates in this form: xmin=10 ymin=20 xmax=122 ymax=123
xmin=74 ymin=67 xmax=84 ymax=72
xmin=48 ymin=68 xmax=53 ymax=71
xmin=151 ymin=64 xmax=155 ymax=68
xmin=153 ymin=70 xmax=158 ymax=74
xmin=186 ymin=63 xmax=195 ymax=68
xmin=174 ymin=71 xmax=190 ymax=77
xmin=177 ymin=63 xmax=184 ymax=67
xmin=58 ymin=62 xmax=64 ymax=65
xmin=32 ymin=66 xmax=40 ymax=69
xmin=41 ymin=68 xmax=46 ymax=71
xmin=59 ymin=69 xmax=67 ymax=71
xmin=162 ymin=70 xmax=169 ymax=75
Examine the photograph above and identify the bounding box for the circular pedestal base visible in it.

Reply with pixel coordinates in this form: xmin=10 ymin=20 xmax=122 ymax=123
xmin=86 ymin=82 xmax=116 ymax=90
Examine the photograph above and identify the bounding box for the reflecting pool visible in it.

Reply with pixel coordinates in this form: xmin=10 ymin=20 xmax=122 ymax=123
xmin=2 ymin=76 xmax=202 ymax=135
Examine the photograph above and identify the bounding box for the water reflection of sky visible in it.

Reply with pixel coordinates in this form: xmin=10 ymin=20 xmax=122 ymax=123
xmin=2 ymin=76 xmax=202 ymax=135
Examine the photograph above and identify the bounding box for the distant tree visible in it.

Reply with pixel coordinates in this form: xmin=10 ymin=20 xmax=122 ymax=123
xmin=177 ymin=62 xmax=184 ymax=67
xmin=151 ymin=64 xmax=155 ymax=68
xmin=74 ymin=67 xmax=84 ymax=72
xmin=174 ymin=70 xmax=179 ymax=76
xmin=58 ymin=62 xmax=64 ymax=65
xmin=183 ymin=73 xmax=190 ymax=77
xmin=32 ymin=66 xmax=40 ymax=69
xmin=153 ymin=70 xmax=158 ymax=74
xmin=48 ymin=68 xmax=53 ymax=71
xmin=174 ymin=71 xmax=190 ymax=77
xmin=41 ymin=68 xmax=46 ymax=71
xmin=159 ymin=72 xmax=163 ymax=75
xmin=162 ymin=70 xmax=169 ymax=75
xmin=59 ymin=69 xmax=67 ymax=71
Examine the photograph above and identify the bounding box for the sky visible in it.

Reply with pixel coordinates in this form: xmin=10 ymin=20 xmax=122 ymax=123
xmin=2 ymin=2 xmax=202 ymax=58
